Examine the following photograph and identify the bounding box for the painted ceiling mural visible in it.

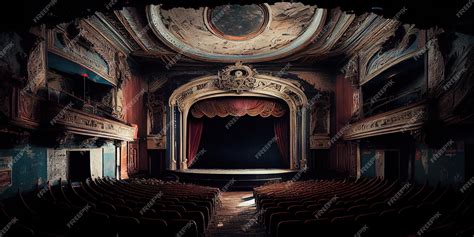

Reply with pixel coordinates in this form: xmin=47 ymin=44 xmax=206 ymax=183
xmin=85 ymin=2 xmax=402 ymax=65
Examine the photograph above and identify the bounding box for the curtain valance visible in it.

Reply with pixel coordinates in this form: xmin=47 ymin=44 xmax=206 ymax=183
xmin=190 ymin=97 xmax=287 ymax=118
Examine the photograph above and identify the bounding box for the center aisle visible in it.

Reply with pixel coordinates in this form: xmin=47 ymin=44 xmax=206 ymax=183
xmin=205 ymin=191 xmax=266 ymax=237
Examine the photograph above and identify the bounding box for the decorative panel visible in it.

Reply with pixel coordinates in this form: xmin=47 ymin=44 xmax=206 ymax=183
xmin=344 ymin=103 xmax=427 ymax=140
xmin=46 ymin=103 xmax=135 ymax=141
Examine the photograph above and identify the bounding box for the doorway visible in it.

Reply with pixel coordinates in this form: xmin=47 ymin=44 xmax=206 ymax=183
xmin=68 ymin=151 xmax=91 ymax=182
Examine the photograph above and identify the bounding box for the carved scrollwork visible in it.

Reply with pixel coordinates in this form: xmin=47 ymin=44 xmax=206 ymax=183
xmin=216 ymin=61 xmax=258 ymax=93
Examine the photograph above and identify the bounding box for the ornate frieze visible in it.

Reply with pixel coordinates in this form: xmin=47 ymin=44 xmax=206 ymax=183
xmin=51 ymin=107 xmax=135 ymax=141
xmin=344 ymin=103 xmax=427 ymax=140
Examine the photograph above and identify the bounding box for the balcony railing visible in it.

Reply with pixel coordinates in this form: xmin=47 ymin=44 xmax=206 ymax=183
xmin=46 ymin=87 xmax=122 ymax=122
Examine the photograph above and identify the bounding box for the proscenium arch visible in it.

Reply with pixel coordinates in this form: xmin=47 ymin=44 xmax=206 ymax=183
xmin=168 ymin=74 xmax=309 ymax=171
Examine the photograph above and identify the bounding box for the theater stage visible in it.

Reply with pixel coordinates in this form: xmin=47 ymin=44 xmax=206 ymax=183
xmin=169 ymin=169 xmax=298 ymax=190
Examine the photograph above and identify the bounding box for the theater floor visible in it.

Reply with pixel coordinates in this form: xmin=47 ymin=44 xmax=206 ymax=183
xmin=206 ymin=192 xmax=266 ymax=237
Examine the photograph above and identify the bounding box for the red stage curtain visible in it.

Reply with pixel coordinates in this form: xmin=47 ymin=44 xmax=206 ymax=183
xmin=187 ymin=118 xmax=203 ymax=167
xmin=274 ymin=117 xmax=289 ymax=163
xmin=191 ymin=97 xmax=286 ymax=118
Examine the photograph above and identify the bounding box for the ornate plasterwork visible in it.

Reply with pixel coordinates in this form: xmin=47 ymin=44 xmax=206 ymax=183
xmin=359 ymin=26 xmax=426 ymax=85
xmin=344 ymin=103 xmax=427 ymax=140
xmin=171 ymin=64 xmax=307 ymax=112
xmin=426 ymin=33 xmax=445 ymax=95
xmin=216 ymin=61 xmax=258 ymax=93
xmin=146 ymin=3 xmax=326 ymax=62
xmin=48 ymin=104 xmax=135 ymax=141
xmin=168 ymin=63 xmax=308 ymax=170
xmin=47 ymin=22 xmax=119 ymax=85
xmin=26 ymin=37 xmax=46 ymax=94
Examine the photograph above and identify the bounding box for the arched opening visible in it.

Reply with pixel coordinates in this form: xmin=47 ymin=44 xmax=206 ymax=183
xmin=168 ymin=64 xmax=309 ymax=171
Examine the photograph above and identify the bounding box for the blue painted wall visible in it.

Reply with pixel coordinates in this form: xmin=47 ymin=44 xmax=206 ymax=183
xmin=360 ymin=149 xmax=376 ymax=177
xmin=0 ymin=145 xmax=47 ymax=199
xmin=103 ymin=144 xmax=116 ymax=178
xmin=0 ymin=143 xmax=117 ymax=199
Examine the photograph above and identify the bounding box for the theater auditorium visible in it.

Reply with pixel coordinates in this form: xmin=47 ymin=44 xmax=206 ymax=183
xmin=0 ymin=0 xmax=473 ymax=236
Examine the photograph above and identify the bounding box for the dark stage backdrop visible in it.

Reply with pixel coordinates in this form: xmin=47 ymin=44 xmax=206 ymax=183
xmin=191 ymin=115 xmax=289 ymax=169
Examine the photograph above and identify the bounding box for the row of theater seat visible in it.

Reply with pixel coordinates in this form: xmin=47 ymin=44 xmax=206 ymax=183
xmin=0 ymin=178 xmax=220 ymax=237
xmin=254 ymin=177 xmax=474 ymax=237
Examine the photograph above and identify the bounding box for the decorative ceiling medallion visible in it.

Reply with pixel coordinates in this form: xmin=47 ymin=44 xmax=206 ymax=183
xmin=204 ymin=4 xmax=270 ymax=41
xmin=216 ymin=61 xmax=258 ymax=93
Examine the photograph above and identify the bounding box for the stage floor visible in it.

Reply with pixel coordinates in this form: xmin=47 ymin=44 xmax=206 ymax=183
xmin=175 ymin=168 xmax=295 ymax=175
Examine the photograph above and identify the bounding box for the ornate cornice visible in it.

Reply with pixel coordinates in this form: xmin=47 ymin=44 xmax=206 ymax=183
xmin=344 ymin=102 xmax=427 ymax=140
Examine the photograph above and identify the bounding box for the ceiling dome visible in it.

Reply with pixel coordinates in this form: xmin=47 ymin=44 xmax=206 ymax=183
xmin=147 ymin=3 xmax=326 ymax=62
xmin=205 ymin=4 xmax=269 ymax=41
